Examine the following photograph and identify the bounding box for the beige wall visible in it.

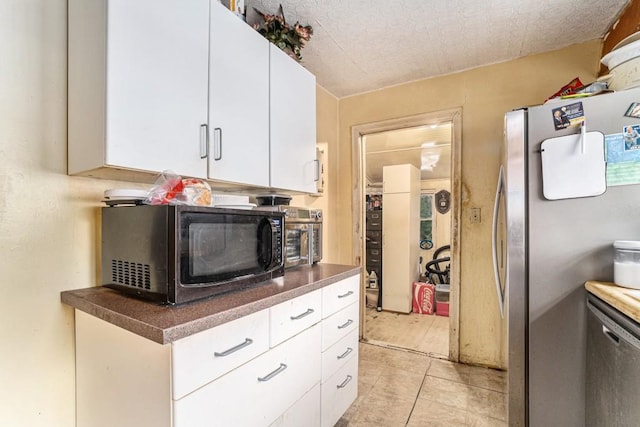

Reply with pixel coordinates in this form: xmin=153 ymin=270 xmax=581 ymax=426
xmin=337 ymin=40 xmax=603 ymax=368
xmin=291 ymin=86 xmax=339 ymax=263
xmin=1 ymin=1 xmax=149 ymax=424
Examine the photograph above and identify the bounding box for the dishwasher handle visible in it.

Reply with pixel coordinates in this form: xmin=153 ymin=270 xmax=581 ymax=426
xmin=587 ymin=299 xmax=640 ymax=351
xmin=601 ymin=325 xmax=620 ymax=346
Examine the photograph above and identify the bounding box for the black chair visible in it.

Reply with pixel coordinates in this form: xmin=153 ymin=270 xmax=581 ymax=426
xmin=424 ymin=245 xmax=450 ymax=285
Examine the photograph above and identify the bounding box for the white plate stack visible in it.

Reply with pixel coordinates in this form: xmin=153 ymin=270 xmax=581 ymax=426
xmin=601 ymin=32 xmax=640 ymax=91
xmin=211 ymin=194 xmax=255 ymax=210
xmin=103 ymin=189 xmax=149 ymax=205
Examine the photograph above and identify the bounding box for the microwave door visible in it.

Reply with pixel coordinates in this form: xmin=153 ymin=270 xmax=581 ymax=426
xmin=181 ymin=213 xmax=264 ymax=284
xmin=311 ymin=223 xmax=322 ymax=263
xmin=285 ymin=224 xmax=309 ymax=268
xmin=301 ymin=228 xmax=309 ymax=264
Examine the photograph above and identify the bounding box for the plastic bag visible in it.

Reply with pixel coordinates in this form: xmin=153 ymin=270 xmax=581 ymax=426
xmin=146 ymin=171 xmax=211 ymax=206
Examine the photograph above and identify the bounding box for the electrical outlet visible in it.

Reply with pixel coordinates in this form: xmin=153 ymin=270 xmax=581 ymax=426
xmin=470 ymin=208 xmax=481 ymax=224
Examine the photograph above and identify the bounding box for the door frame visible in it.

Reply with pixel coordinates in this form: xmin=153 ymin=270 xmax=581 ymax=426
xmin=352 ymin=108 xmax=462 ymax=361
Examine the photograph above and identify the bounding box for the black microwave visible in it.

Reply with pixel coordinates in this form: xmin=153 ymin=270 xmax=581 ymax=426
xmin=101 ymin=205 xmax=284 ymax=304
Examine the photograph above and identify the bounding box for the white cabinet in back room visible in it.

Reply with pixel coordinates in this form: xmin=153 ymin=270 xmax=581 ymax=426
xmin=207 ymin=0 xmax=270 ymax=188
xmin=382 ymin=164 xmax=421 ymax=313
xmin=269 ymin=44 xmax=318 ymax=193
xmin=68 ymin=0 xmax=210 ymax=181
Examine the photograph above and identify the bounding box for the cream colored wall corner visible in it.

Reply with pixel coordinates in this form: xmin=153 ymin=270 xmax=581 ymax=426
xmin=0 ymin=2 xmax=147 ymax=424
xmin=290 ymin=86 xmax=340 ymax=263
xmin=336 ymin=40 xmax=603 ymax=369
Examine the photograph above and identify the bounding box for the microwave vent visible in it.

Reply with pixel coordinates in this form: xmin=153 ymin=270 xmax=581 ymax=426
xmin=111 ymin=260 xmax=151 ymax=290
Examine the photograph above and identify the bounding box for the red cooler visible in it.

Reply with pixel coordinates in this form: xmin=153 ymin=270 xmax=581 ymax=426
xmin=412 ymin=282 xmax=435 ymax=314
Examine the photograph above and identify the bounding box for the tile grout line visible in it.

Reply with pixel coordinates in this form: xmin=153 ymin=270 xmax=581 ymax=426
xmin=404 ymin=362 xmax=431 ymax=427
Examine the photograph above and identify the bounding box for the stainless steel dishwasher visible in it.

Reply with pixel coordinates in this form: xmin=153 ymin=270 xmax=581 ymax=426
xmin=586 ymin=293 xmax=640 ymax=426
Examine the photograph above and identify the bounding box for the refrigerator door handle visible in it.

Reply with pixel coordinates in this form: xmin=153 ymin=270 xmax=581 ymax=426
xmin=492 ymin=165 xmax=506 ymax=318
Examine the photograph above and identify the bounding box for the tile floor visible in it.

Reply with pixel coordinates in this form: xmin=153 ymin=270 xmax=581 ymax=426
xmin=364 ymin=307 xmax=449 ymax=357
xmin=343 ymin=307 xmax=506 ymax=426
xmin=337 ymin=343 xmax=507 ymax=426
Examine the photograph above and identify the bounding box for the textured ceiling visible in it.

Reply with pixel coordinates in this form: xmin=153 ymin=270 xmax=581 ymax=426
xmin=247 ymin=0 xmax=630 ymax=97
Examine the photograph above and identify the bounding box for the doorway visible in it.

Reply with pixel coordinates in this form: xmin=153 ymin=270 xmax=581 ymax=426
xmin=351 ymin=109 xmax=462 ymax=361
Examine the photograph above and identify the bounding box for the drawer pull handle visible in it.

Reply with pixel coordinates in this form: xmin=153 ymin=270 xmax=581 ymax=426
xmin=258 ymin=363 xmax=288 ymax=382
xmin=290 ymin=308 xmax=314 ymax=320
xmin=337 ymin=347 xmax=353 ymax=360
xmin=338 ymin=290 xmax=354 ymax=299
xmin=337 ymin=319 xmax=354 ymax=329
xmin=337 ymin=375 xmax=353 ymax=389
xmin=214 ymin=338 xmax=253 ymax=357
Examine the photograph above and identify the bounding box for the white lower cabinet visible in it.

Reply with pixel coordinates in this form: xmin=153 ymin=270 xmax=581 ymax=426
xmin=173 ymin=325 xmax=321 ymax=427
xmin=270 ymin=382 xmax=321 ymax=427
xmin=171 ymin=308 xmax=270 ymax=400
xmin=319 ymin=279 xmax=360 ymax=427
xmin=321 ymin=356 xmax=359 ymax=427
xmin=74 ymin=275 xmax=359 ymax=427
xmin=322 ymin=329 xmax=359 ymax=383
xmin=270 ymin=288 xmax=322 ymax=347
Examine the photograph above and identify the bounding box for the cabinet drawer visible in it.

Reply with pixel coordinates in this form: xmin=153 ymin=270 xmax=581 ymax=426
xmin=321 ymin=354 xmax=358 ymax=427
xmin=174 ymin=324 xmax=321 ymax=427
xmin=367 ymin=248 xmax=382 ymax=259
xmin=171 ymin=308 xmax=269 ymax=400
xmin=366 ymin=210 xmax=382 ymax=220
xmin=322 ymin=275 xmax=360 ymax=319
xmin=321 ymin=328 xmax=358 ymax=383
xmin=366 ymin=239 xmax=381 ymax=249
xmin=270 ymin=289 xmax=322 ymax=347
xmin=366 ymin=256 xmax=382 ymax=266
xmin=366 ymin=229 xmax=382 ymax=248
xmin=366 ymin=229 xmax=382 ymax=240
xmin=322 ymin=302 xmax=359 ymax=352
xmin=270 ymin=382 xmax=321 ymax=427
xmin=366 ymin=218 xmax=382 ymax=230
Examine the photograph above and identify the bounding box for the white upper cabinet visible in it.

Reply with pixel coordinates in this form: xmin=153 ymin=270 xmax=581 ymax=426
xmin=68 ymin=0 xmax=210 ymax=180
xmin=208 ymin=1 xmax=270 ymax=188
xmin=269 ymin=45 xmax=318 ymax=193
xmin=69 ymin=0 xmax=318 ymax=193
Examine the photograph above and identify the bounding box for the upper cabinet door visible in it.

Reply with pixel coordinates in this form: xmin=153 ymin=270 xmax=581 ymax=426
xmin=208 ymin=1 xmax=270 ymax=187
xmin=104 ymin=0 xmax=210 ymax=178
xmin=269 ymin=45 xmax=317 ymax=193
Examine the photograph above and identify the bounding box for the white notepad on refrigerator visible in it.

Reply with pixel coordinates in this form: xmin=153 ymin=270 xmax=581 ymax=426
xmin=540 ymin=131 xmax=606 ymax=200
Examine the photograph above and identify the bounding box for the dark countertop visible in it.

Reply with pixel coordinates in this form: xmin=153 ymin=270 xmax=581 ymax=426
xmin=61 ymin=263 xmax=360 ymax=345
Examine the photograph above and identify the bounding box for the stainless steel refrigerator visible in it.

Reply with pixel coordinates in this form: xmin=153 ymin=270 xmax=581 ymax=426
xmin=494 ymin=87 xmax=640 ymax=426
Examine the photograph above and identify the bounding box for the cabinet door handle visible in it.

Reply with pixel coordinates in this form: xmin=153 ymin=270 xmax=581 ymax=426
xmin=338 ymin=290 xmax=354 ymax=299
xmin=290 ymin=308 xmax=314 ymax=320
xmin=337 ymin=375 xmax=353 ymax=389
xmin=314 ymin=159 xmax=320 ymax=182
xmin=337 ymin=347 xmax=353 ymax=360
xmin=213 ymin=127 xmax=222 ymax=160
xmin=213 ymin=338 xmax=253 ymax=357
xmin=199 ymin=124 xmax=209 ymax=159
xmin=258 ymin=363 xmax=288 ymax=382
xmin=337 ymin=319 xmax=354 ymax=329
